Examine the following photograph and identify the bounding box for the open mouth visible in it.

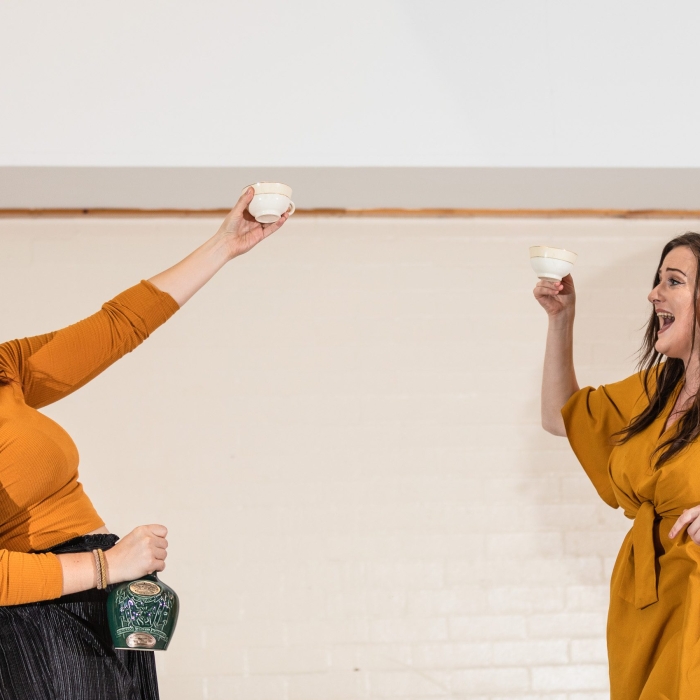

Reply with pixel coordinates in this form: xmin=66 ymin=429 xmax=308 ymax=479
xmin=657 ymin=312 xmax=675 ymax=334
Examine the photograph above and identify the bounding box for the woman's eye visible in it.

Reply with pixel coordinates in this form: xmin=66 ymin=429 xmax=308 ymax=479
xmin=668 ymin=278 xmax=681 ymax=286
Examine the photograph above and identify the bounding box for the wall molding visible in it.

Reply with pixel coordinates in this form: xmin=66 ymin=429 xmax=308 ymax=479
xmin=2 ymin=207 xmax=700 ymax=219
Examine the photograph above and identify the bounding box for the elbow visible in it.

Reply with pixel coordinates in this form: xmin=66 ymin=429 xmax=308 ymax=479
xmin=541 ymin=415 xmax=567 ymax=437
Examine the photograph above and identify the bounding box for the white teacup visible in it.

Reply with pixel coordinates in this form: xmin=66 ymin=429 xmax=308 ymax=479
xmin=243 ymin=182 xmax=295 ymax=224
xmin=529 ymin=245 xmax=577 ymax=280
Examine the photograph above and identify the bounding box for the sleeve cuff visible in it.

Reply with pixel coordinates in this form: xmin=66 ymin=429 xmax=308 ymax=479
xmin=107 ymin=280 xmax=180 ymax=338
xmin=140 ymin=279 xmax=181 ymax=316
xmin=561 ymin=387 xmax=584 ymax=437
xmin=40 ymin=552 xmax=64 ymax=601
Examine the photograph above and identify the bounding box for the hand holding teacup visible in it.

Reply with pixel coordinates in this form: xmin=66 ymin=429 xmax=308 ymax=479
xmin=531 ymin=245 xmax=577 ymax=320
xmin=215 ymin=183 xmax=294 ymax=261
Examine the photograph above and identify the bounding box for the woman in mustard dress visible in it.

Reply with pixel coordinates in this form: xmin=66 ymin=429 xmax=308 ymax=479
xmin=536 ymin=232 xmax=700 ymax=699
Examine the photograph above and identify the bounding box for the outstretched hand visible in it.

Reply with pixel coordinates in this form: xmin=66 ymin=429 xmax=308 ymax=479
xmin=216 ymin=187 xmax=291 ymax=261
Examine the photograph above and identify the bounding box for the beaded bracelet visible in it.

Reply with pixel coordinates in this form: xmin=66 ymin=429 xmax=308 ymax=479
xmin=97 ymin=549 xmax=108 ymax=590
xmin=92 ymin=549 xmax=103 ymax=590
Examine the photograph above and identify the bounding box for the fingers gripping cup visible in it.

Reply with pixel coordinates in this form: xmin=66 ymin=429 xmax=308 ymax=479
xmin=244 ymin=182 xmax=296 ymax=224
xmin=529 ymin=246 xmax=577 ymax=281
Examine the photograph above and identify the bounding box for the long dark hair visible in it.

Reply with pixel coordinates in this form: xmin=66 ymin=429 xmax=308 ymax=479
xmin=613 ymin=232 xmax=700 ymax=468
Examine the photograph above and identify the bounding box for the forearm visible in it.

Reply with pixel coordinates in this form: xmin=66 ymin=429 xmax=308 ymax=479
xmin=147 ymin=232 xmax=231 ymax=307
xmin=56 ymin=552 xmax=99 ymax=596
xmin=542 ymin=313 xmax=579 ymax=435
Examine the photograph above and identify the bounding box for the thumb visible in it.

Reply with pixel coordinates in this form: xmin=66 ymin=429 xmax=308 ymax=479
xmin=146 ymin=524 xmax=168 ymax=537
xmin=229 ymin=186 xmax=255 ymax=219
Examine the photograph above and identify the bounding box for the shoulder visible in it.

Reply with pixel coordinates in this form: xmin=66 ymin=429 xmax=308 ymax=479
xmin=607 ymin=369 xmax=647 ymax=395
xmin=602 ymin=364 xmax=667 ymax=418
xmin=607 ymin=364 xmax=662 ymax=395
xmin=563 ymin=367 xmax=655 ymax=427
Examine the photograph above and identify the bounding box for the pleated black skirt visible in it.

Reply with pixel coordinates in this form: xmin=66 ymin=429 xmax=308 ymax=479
xmin=0 ymin=534 xmax=159 ymax=700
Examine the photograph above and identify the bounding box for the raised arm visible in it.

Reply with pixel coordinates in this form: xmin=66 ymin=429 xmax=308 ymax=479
xmin=534 ymin=275 xmax=579 ymax=435
xmin=0 ymin=280 xmax=180 ymax=408
xmin=148 ymin=187 xmax=289 ymax=306
xmin=0 ymin=189 xmax=288 ymax=409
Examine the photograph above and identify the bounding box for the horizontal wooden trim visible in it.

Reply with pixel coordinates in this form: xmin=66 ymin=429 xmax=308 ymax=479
xmin=2 ymin=207 xmax=700 ymax=219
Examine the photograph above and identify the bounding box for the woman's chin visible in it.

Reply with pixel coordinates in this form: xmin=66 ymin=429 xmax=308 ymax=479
xmin=655 ymin=338 xmax=672 ymax=357
xmin=655 ymin=339 xmax=685 ymax=359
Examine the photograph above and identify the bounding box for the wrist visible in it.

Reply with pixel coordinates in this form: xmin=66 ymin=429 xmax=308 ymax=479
xmin=210 ymin=229 xmax=239 ymax=264
xmin=56 ymin=551 xmax=97 ymax=597
xmin=103 ymin=548 xmax=117 ymax=585
xmin=548 ymin=310 xmax=575 ymax=331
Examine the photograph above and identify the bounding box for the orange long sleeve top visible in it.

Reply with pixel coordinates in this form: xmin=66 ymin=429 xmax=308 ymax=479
xmin=0 ymin=280 xmax=179 ymax=606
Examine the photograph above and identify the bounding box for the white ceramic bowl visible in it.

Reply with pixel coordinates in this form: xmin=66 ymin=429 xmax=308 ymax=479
xmin=529 ymin=245 xmax=577 ymax=280
xmin=243 ymin=182 xmax=295 ymax=224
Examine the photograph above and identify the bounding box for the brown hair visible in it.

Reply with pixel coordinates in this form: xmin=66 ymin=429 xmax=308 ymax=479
xmin=613 ymin=232 xmax=700 ymax=468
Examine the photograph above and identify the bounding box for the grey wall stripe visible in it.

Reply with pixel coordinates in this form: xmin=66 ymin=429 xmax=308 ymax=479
xmin=2 ymin=167 xmax=700 ymax=211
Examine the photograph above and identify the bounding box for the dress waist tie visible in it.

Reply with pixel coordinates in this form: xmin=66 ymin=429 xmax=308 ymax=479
xmin=617 ymin=501 xmax=686 ymax=610
xmin=630 ymin=501 xmax=659 ymax=609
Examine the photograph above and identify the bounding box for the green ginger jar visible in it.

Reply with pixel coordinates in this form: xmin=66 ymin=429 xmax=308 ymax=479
xmin=107 ymin=573 xmax=179 ymax=651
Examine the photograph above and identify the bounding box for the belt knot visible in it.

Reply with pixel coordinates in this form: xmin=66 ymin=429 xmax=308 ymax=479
xmin=629 ymin=500 xmax=658 ymax=609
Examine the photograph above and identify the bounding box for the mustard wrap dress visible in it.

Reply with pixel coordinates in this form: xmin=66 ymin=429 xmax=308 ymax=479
xmin=563 ymin=369 xmax=700 ymax=699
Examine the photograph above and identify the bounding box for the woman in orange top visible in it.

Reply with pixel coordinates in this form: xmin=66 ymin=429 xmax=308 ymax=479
xmin=536 ymin=232 xmax=700 ymax=699
xmin=0 ymin=187 xmax=287 ymax=700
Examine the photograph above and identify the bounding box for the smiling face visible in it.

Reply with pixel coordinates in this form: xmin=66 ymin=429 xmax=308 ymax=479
xmin=648 ymin=246 xmax=700 ymax=361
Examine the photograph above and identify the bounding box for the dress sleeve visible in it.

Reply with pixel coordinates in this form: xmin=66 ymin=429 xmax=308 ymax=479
xmin=561 ymin=372 xmax=646 ymax=508
xmin=0 ymin=280 xmax=180 ymax=409
xmin=0 ymin=550 xmax=63 ymax=606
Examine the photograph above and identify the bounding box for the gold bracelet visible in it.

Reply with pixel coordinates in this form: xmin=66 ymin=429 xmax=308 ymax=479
xmin=97 ymin=549 xmax=108 ymax=590
xmin=92 ymin=549 xmax=103 ymax=590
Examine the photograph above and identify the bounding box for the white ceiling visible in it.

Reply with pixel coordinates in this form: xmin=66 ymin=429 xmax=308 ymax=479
xmin=1 ymin=0 xmax=699 ymax=169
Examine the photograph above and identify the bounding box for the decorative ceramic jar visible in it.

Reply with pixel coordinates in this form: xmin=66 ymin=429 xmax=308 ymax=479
xmin=107 ymin=573 xmax=179 ymax=651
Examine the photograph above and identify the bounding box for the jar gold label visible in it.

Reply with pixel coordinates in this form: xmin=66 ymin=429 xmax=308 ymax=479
xmin=126 ymin=632 xmax=157 ymax=649
xmin=129 ymin=581 xmax=161 ymax=596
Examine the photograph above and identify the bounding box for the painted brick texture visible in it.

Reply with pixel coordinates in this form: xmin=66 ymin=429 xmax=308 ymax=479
xmin=0 ymin=215 xmax=693 ymax=698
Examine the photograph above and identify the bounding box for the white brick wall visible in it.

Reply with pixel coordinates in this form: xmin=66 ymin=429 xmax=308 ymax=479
xmin=1 ymin=214 xmax=694 ymax=699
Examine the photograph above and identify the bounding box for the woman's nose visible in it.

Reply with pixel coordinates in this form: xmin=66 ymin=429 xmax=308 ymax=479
xmin=649 ymin=284 xmax=662 ymax=304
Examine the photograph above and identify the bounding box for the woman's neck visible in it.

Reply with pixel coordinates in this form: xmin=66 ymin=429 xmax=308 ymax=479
xmin=681 ymin=357 xmax=700 ymax=397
